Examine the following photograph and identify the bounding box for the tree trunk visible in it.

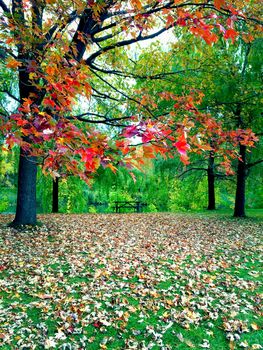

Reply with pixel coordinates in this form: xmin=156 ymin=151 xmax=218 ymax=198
xmin=207 ymin=152 xmax=216 ymax=210
xmin=11 ymin=20 xmax=40 ymax=225
xmin=52 ymin=178 xmax=59 ymax=213
xmin=234 ymin=144 xmax=246 ymax=217
xmin=12 ymin=148 xmax=37 ymax=225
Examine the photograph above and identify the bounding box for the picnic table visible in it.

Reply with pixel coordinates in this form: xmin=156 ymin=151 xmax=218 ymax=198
xmin=114 ymin=201 xmax=147 ymax=213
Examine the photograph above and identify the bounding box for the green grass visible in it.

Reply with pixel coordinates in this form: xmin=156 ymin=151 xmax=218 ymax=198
xmin=179 ymin=208 xmax=263 ymax=219
xmin=0 ymin=213 xmax=262 ymax=349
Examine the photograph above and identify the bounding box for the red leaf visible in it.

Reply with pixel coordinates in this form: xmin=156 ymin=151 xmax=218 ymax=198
xmin=17 ymin=119 xmax=28 ymax=127
xmin=224 ymin=28 xmax=238 ymax=43
xmin=142 ymin=130 xmax=154 ymax=143
xmin=123 ymin=125 xmax=138 ymax=138
xmin=43 ymin=98 xmax=56 ymax=108
xmin=93 ymin=321 xmax=103 ymax=328
xmin=173 ymin=135 xmax=190 ymax=155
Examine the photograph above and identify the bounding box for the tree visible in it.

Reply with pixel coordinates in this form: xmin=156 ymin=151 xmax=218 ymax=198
xmin=127 ymin=35 xmax=261 ymax=213
xmin=0 ymin=0 xmax=261 ymax=225
xmin=197 ymin=39 xmax=263 ymax=217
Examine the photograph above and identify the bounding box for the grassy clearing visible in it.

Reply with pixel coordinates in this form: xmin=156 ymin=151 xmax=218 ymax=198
xmin=0 ymin=213 xmax=262 ymax=349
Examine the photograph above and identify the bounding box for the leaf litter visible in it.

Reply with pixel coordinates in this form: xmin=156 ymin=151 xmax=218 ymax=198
xmin=0 ymin=213 xmax=262 ymax=349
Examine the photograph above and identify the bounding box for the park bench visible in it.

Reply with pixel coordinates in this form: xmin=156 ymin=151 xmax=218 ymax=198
xmin=113 ymin=201 xmax=147 ymax=213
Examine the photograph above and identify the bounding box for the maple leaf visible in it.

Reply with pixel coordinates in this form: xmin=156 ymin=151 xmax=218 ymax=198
xmin=123 ymin=125 xmax=138 ymax=138
xmin=17 ymin=119 xmax=29 ymax=127
xmin=214 ymin=0 xmax=225 ymax=10
xmin=224 ymin=28 xmax=238 ymax=43
xmin=166 ymin=15 xmax=175 ymax=28
xmin=131 ymin=0 xmax=142 ymax=10
xmin=43 ymin=98 xmax=56 ymax=108
xmin=142 ymin=130 xmax=155 ymax=143
xmin=6 ymin=58 xmax=22 ymax=69
xmin=173 ymin=134 xmax=190 ymax=155
xmin=106 ymin=163 xmax=117 ymax=173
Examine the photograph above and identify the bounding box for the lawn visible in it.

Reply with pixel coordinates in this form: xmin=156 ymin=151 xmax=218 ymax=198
xmin=0 ymin=213 xmax=262 ymax=349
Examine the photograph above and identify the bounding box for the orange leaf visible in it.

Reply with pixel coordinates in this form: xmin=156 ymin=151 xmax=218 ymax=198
xmin=166 ymin=15 xmax=174 ymax=28
xmin=5 ymin=38 xmax=13 ymax=44
xmin=214 ymin=0 xmax=225 ymax=10
xmin=106 ymin=163 xmax=117 ymax=173
xmin=6 ymin=58 xmax=22 ymax=69
xmin=131 ymin=0 xmax=142 ymax=10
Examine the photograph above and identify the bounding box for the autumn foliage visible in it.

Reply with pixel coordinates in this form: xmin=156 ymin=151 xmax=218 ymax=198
xmin=0 ymin=1 xmax=261 ymax=178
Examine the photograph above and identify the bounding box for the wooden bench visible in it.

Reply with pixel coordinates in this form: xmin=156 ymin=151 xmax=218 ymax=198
xmin=114 ymin=201 xmax=147 ymax=213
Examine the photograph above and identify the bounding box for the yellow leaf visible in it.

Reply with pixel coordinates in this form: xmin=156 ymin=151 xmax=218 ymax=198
xmin=94 ymin=269 xmax=103 ymax=279
xmin=185 ymin=339 xmax=195 ymax=348
xmin=127 ymin=306 xmax=137 ymax=313
xmin=29 ymin=72 xmax=37 ymax=80
xmin=251 ymin=323 xmax=260 ymax=330
xmin=230 ymin=340 xmax=235 ymax=350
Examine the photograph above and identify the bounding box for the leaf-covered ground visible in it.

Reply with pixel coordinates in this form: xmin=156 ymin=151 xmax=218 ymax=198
xmin=0 ymin=213 xmax=262 ymax=350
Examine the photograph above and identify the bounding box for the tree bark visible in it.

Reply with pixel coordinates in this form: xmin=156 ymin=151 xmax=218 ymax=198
xmin=52 ymin=178 xmax=59 ymax=213
xmin=12 ymin=148 xmax=37 ymax=225
xmin=207 ymin=152 xmax=216 ymax=210
xmin=234 ymin=144 xmax=246 ymax=217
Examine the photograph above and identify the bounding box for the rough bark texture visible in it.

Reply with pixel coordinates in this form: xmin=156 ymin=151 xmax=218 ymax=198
xmin=207 ymin=152 xmax=216 ymax=210
xmin=52 ymin=178 xmax=59 ymax=213
xmin=234 ymin=144 xmax=246 ymax=217
xmin=12 ymin=149 xmax=37 ymax=225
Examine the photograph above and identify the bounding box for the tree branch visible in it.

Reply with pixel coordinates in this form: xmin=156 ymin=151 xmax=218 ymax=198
xmin=0 ymin=89 xmax=21 ymax=103
xmin=91 ymin=69 xmax=144 ymax=108
xmin=247 ymin=159 xmax=263 ymax=169
xmin=90 ymin=62 xmax=205 ymax=80
xmin=86 ymin=25 xmax=173 ymax=65
xmin=91 ymin=86 xmax=123 ymax=103
xmin=45 ymin=10 xmax=79 ymax=42
xmin=0 ymin=0 xmax=9 ymax=13
xmin=65 ymin=111 xmax=131 ymax=127
xmin=178 ymin=167 xmax=207 ymax=178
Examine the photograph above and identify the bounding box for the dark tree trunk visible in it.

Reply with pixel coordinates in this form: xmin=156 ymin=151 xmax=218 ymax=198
xmin=207 ymin=152 xmax=216 ymax=210
xmin=234 ymin=144 xmax=247 ymax=217
xmin=11 ymin=17 xmax=40 ymax=225
xmin=52 ymin=178 xmax=59 ymax=213
xmin=12 ymin=148 xmax=37 ymax=225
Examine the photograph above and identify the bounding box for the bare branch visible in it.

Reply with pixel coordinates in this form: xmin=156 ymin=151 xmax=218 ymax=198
xmin=91 ymin=86 xmax=123 ymax=103
xmin=64 ymin=111 xmax=131 ymax=127
xmin=247 ymin=159 xmax=263 ymax=169
xmin=91 ymin=69 xmax=144 ymax=107
xmin=92 ymin=29 xmax=124 ymax=43
xmin=86 ymin=25 xmax=173 ymax=65
xmin=178 ymin=167 xmax=207 ymax=178
xmin=0 ymin=89 xmax=21 ymax=103
xmin=0 ymin=0 xmax=9 ymax=13
xmin=90 ymin=62 xmax=205 ymax=80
